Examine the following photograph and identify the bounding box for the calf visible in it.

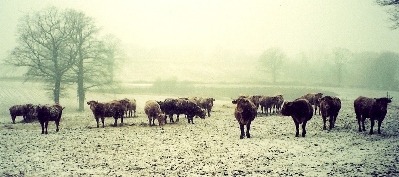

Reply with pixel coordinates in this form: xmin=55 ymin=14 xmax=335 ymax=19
xmin=319 ymin=96 xmax=341 ymax=130
xmin=300 ymin=93 xmax=323 ymax=115
xmin=87 ymin=100 xmax=125 ymax=128
xmin=34 ymin=104 xmax=64 ymax=134
xmin=232 ymin=97 xmax=257 ymax=139
xmin=354 ymin=96 xmax=392 ymax=134
xmin=281 ymin=99 xmax=313 ymax=137
xmin=272 ymin=95 xmax=284 ymax=113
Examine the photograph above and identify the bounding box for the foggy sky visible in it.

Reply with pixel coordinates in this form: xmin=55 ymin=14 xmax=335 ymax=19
xmin=1 ymin=0 xmax=399 ymax=65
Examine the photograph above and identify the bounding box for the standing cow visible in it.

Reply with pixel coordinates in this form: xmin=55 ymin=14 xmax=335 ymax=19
xmin=281 ymin=99 xmax=313 ymax=137
xmin=319 ymin=96 xmax=341 ymax=130
xmin=300 ymin=93 xmax=323 ymax=115
xmin=232 ymin=97 xmax=257 ymax=139
xmin=34 ymin=104 xmax=64 ymax=134
xmin=354 ymin=96 xmax=392 ymax=134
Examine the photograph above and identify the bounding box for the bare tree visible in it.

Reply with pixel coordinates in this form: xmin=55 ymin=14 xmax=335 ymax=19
xmin=6 ymin=7 xmax=76 ymax=103
xmin=376 ymin=0 xmax=399 ymax=29
xmin=259 ymin=48 xmax=286 ymax=84
xmin=332 ymin=48 xmax=351 ymax=86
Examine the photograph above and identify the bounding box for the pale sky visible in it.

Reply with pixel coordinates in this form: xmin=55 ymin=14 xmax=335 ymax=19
xmin=1 ymin=0 xmax=398 ymax=61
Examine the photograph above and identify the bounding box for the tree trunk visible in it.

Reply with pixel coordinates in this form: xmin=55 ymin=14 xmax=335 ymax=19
xmin=77 ymin=55 xmax=85 ymax=111
xmin=54 ymin=76 xmax=61 ymax=103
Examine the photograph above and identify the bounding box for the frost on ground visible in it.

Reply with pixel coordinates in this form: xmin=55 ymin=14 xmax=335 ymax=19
xmin=1 ymin=82 xmax=399 ymax=176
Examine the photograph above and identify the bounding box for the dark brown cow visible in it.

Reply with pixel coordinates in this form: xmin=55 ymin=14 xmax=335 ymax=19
xmin=9 ymin=104 xmax=36 ymax=123
xmin=34 ymin=104 xmax=64 ymax=134
xmin=354 ymin=96 xmax=392 ymax=134
xmin=232 ymin=97 xmax=257 ymax=139
xmin=87 ymin=100 xmax=125 ymax=128
xmin=281 ymin=99 xmax=313 ymax=137
xmin=319 ymin=96 xmax=341 ymax=130
xmin=300 ymin=93 xmax=323 ymax=115
xmin=176 ymin=98 xmax=206 ymax=124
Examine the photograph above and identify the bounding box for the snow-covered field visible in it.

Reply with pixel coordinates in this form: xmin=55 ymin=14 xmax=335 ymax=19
xmin=1 ymin=81 xmax=399 ymax=176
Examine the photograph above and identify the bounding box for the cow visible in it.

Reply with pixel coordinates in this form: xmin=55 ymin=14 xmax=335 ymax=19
xmin=272 ymin=95 xmax=284 ymax=113
xmin=161 ymin=98 xmax=179 ymax=123
xmin=144 ymin=100 xmax=166 ymax=126
xmin=232 ymin=97 xmax=257 ymax=139
xmin=198 ymin=97 xmax=215 ymax=117
xmin=180 ymin=99 xmax=206 ymax=124
xmin=300 ymin=93 xmax=323 ymax=115
xmin=319 ymin=96 xmax=341 ymax=130
xmin=120 ymin=98 xmax=137 ymax=117
xmin=87 ymin=100 xmax=125 ymax=128
xmin=33 ymin=104 xmax=64 ymax=134
xmin=9 ymin=104 xmax=36 ymax=123
xmin=354 ymin=96 xmax=392 ymax=134
xmin=280 ymin=99 xmax=313 ymax=137
xmin=259 ymin=96 xmax=275 ymax=115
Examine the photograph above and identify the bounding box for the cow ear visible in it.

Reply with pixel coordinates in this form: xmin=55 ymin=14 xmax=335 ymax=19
xmin=232 ymin=100 xmax=238 ymax=104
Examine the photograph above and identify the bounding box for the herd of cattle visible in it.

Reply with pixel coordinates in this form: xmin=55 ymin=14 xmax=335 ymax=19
xmin=8 ymin=93 xmax=393 ymax=139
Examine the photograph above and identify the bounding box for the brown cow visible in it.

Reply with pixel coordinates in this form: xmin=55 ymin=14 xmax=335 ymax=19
xmin=281 ymin=99 xmax=313 ymax=137
xmin=319 ymin=96 xmax=341 ymax=130
xmin=87 ymin=100 xmax=125 ymax=128
xmin=300 ymin=93 xmax=323 ymax=115
xmin=354 ymin=96 xmax=392 ymax=134
xmin=232 ymin=97 xmax=257 ymax=139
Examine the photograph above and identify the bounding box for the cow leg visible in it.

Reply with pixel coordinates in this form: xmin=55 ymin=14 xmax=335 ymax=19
xmin=113 ymin=118 xmax=117 ymax=127
xmin=95 ymin=117 xmax=100 ymax=128
xmin=239 ymin=123 xmax=245 ymax=139
xmin=133 ymin=110 xmax=136 ymax=117
xmin=44 ymin=121 xmax=49 ymax=134
xmin=55 ymin=120 xmax=59 ymax=132
xmin=246 ymin=122 xmax=251 ymax=138
xmin=121 ymin=116 xmax=124 ymax=126
xmin=148 ymin=116 xmax=152 ymax=126
xmin=207 ymin=109 xmax=211 ymax=117
xmin=356 ymin=115 xmax=362 ymax=132
xmin=40 ymin=121 xmax=45 ymax=134
xmin=294 ymin=120 xmax=300 ymax=137
xmin=329 ymin=116 xmax=334 ymax=130
xmin=322 ymin=116 xmax=327 ymax=130
xmin=169 ymin=114 xmax=174 ymax=123
xmin=12 ymin=116 xmax=16 ymax=124
xmin=101 ymin=117 xmax=105 ymax=128
xmin=361 ymin=117 xmax=366 ymax=131
xmin=302 ymin=122 xmax=307 ymax=137
xmin=369 ymin=119 xmax=375 ymax=135
xmin=314 ymin=106 xmax=317 ymax=115
xmin=377 ymin=120 xmax=382 ymax=134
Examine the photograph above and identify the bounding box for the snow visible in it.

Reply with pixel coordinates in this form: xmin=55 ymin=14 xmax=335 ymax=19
xmin=1 ymin=81 xmax=399 ymax=176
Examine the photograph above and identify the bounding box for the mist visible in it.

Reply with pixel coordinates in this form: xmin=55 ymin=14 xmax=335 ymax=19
xmin=1 ymin=0 xmax=399 ymax=97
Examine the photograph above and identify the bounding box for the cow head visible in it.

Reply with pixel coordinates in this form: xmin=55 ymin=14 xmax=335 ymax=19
xmin=374 ymin=97 xmax=392 ymax=112
xmin=280 ymin=101 xmax=294 ymax=116
xmin=157 ymin=114 xmax=166 ymax=125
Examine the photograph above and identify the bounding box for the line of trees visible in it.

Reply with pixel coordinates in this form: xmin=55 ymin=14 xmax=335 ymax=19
xmin=258 ymin=47 xmax=399 ymax=90
xmin=6 ymin=7 xmax=123 ymax=111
